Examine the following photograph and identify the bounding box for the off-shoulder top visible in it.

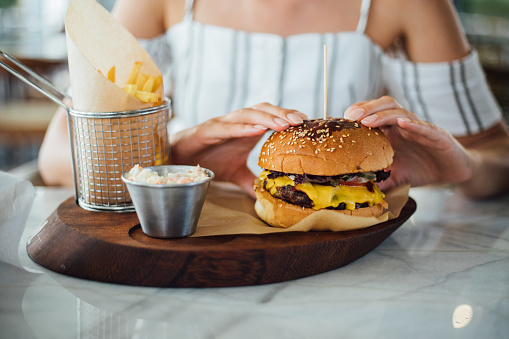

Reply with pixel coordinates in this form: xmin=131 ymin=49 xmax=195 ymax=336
xmin=139 ymin=0 xmax=502 ymax=174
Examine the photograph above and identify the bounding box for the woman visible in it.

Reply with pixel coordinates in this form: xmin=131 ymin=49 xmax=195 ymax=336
xmin=39 ymin=0 xmax=509 ymax=198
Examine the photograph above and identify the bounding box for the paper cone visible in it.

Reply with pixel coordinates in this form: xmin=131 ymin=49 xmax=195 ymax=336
xmin=65 ymin=0 xmax=163 ymax=112
xmin=65 ymin=0 xmax=170 ymax=208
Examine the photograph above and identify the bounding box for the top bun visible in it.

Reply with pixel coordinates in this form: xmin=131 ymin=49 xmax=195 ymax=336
xmin=258 ymin=118 xmax=394 ymax=175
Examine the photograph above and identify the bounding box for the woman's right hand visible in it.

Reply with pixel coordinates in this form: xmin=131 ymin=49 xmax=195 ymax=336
xmin=170 ymin=102 xmax=307 ymax=196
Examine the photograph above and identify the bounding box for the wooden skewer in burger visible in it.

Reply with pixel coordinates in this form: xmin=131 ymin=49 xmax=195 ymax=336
xmin=253 ymin=46 xmax=395 ymax=228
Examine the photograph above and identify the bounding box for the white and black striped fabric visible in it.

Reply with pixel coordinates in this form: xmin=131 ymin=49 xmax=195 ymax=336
xmin=139 ymin=0 xmax=502 ymax=174
xmin=383 ymin=51 xmax=501 ymax=136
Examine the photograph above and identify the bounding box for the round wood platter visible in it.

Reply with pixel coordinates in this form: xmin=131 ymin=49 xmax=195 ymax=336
xmin=27 ymin=197 xmax=416 ymax=287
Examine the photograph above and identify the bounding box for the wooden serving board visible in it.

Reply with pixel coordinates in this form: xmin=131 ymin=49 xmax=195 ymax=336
xmin=27 ymin=197 xmax=416 ymax=287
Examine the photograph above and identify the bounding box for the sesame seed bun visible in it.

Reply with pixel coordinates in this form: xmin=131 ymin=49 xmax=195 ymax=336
xmin=254 ymin=118 xmax=394 ymax=228
xmin=258 ymin=118 xmax=394 ymax=176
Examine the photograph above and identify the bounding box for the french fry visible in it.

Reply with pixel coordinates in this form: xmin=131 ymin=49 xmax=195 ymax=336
xmin=152 ymin=75 xmax=162 ymax=92
xmin=134 ymin=90 xmax=160 ymax=103
xmin=117 ymin=62 xmax=162 ymax=103
xmin=126 ymin=61 xmax=142 ymax=85
xmin=142 ymin=75 xmax=155 ymax=92
xmin=135 ymin=73 xmax=148 ymax=89
xmin=107 ymin=66 xmax=116 ymax=83
xmin=124 ymin=84 xmax=137 ymax=96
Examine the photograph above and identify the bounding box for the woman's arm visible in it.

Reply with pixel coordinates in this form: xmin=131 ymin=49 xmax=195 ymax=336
xmin=398 ymin=0 xmax=470 ymax=62
xmin=360 ymin=0 xmax=509 ymax=198
xmin=38 ymin=106 xmax=74 ymax=186
xmin=401 ymin=0 xmax=509 ymax=198
xmin=455 ymin=122 xmax=509 ymax=198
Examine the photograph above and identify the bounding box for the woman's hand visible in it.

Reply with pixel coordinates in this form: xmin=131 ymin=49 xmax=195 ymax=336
xmin=344 ymin=96 xmax=476 ymax=192
xmin=170 ymin=102 xmax=307 ymax=196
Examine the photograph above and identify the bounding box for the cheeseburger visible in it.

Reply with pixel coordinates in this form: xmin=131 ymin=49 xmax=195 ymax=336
xmin=254 ymin=118 xmax=394 ymax=228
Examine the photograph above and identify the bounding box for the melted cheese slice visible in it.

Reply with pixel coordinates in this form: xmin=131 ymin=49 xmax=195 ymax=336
xmin=259 ymin=170 xmax=385 ymax=210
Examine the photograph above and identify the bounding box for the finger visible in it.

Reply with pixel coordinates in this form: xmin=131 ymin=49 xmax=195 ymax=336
xmin=344 ymin=96 xmax=402 ymax=121
xmin=357 ymin=108 xmax=420 ymax=128
xmin=197 ymin=121 xmax=269 ymax=144
xmin=221 ymin=106 xmax=305 ymax=131
xmin=250 ymin=102 xmax=308 ymax=125
xmin=396 ymin=118 xmax=450 ymax=145
xmin=343 ymin=100 xmax=368 ymax=118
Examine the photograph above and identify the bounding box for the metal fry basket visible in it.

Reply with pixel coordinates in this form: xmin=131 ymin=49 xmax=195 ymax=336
xmin=69 ymin=103 xmax=170 ymax=211
xmin=1 ymin=50 xmax=171 ymax=212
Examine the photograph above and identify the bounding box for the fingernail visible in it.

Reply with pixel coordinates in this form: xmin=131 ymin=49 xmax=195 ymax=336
xmin=345 ymin=108 xmax=364 ymax=121
xmin=397 ymin=118 xmax=411 ymax=123
xmin=361 ymin=115 xmax=378 ymax=124
xmin=287 ymin=113 xmax=303 ymax=124
xmin=254 ymin=125 xmax=268 ymax=130
xmin=274 ymin=118 xmax=289 ymax=127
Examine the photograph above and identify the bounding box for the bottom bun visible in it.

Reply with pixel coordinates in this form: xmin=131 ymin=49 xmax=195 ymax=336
xmin=254 ymin=182 xmax=385 ymax=228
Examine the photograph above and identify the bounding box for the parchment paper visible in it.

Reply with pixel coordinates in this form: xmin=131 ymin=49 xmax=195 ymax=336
xmin=191 ymin=182 xmax=410 ymax=237
xmin=65 ymin=0 xmax=163 ymax=112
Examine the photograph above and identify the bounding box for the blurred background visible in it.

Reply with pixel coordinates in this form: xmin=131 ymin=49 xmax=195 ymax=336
xmin=0 ymin=0 xmax=508 ymax=184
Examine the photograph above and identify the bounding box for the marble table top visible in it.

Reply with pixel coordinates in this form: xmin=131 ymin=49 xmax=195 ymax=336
xmin=1 ymin=184 xmax=508 ymax=339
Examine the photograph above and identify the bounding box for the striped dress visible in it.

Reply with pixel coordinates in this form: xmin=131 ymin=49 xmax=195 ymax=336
xmin=140 ymin=0 xmax=502 ymax=174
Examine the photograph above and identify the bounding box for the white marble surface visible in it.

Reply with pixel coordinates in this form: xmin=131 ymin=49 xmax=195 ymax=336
xmin=1 ymin=184 xmax=509 ymax=339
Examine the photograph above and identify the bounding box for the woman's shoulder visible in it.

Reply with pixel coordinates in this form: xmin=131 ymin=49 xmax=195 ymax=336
xmin=369 ymin=0 xmax=470 ymax=62
xmin=164 ymin=0 xmax=187 ymax=30
xmin=112 ymin=0 xmax=187 ymax=38
xmin=112 ymin=0 xmax=166 ymax=38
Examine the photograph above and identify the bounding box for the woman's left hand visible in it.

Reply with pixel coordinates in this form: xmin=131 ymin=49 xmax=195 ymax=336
xmin=344 ymin=96 xmax=476 ymax=192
